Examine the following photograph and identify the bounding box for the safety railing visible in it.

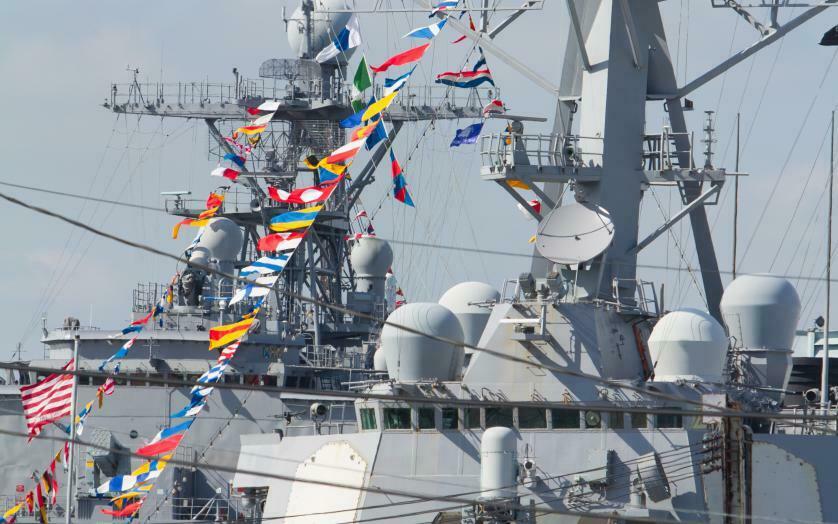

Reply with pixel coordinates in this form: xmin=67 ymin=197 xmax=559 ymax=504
xmin=774 ymin=405 xmax=838 ymax=435
xmin=300 ymin=345 xmax=365 ymax=370
xmin=372 ymin=84 xmax=498 ymax=114
xmin=480 ymin=133 xmax=604 ymax=172
xmin=108 ymin=77 xmax=354 ymax=110
xmin=609 ymin=278 xmax=660 ymax=316
xmin=642 ymin=128 xmax=694 ymax=171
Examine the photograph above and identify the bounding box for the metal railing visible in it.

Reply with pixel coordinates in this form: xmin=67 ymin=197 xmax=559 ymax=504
xmin=609 ymin=278 xmax=660 ymax=316
xmin=774 ymin=405 xmax=838 ymax=435
xmin=109 ymin=79 xmax=497 ymax=116
xmin=642 ymin=128 xmax=694 ymax=171
xmin=480 ymin=133 xmax=604 ymax=171
xmin=108 ymin=77 xmax=354 ymax=110
xmin=372 ymin=84 xmax=497 ymax=113
xmin=480 ymin=128 xmax=696 ymax=174
xmin=299 ymin=345 xmax=365 ymax=370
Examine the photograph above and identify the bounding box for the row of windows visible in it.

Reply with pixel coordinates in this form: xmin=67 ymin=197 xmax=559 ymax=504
xmin=359 ymin=406 xmax=684 ymax=432
xmin=72 ymin=373 xmax=279 ymax=387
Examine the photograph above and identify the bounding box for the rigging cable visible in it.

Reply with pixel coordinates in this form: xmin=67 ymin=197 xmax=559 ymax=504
xmin=738 ymin=47 xmax=838 ymax=267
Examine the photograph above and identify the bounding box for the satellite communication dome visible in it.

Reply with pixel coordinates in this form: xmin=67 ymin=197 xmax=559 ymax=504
xmin=535 ymin=203 xmax=614 ymax=265
xmin=380 ymin=303 xmax=465 ymax=382
xmin=720 ymin=274 xmax=800 ymax=397
xmin=189 ymin=218 xmax=242 ymax=264
xmin=479 ymin=427 xmax=518 ymax=501
xmin=286 ymin=0 xmax=355 ymax=62
xmin=720 ymin=274 xmax=800 ymax=351
xmin=350 ymin=237 xmax=393 ymax=278
xmin=439 ymin=282 xmax=500 ymax=353
xmin=373 ymin=349 xmax=387 ymax=372
xmin=648 ymin=309 xmax=728 ymax=383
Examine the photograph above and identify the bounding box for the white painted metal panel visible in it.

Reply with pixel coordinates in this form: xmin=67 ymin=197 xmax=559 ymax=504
xmin=285 ymin=441 xmax=367 ymax=523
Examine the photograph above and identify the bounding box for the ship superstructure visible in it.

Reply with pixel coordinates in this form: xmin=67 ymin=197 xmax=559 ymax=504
xmin=230 ymin=2 xmax=838 ymax=523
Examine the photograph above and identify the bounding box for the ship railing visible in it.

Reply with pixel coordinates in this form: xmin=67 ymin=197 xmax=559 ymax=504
xmin=775 ymin=405 xmax=838 ymax=434
xmin=300 ymin=345 xmax=365 ymax=370
xmin=133 ymin=282 xmax=167 ymax=313
xmin=607 ymin=278 xmax=660 ymax=316
xmin=643 ymin=127 xmax=694 ymax=172
xmin=480 ymin=133 xmax=604 ymax=171
xmin=108 ymin=77 xmax=354 ymax=110
xmin=0 ymin=496 xmax=63 ymax=520
xmin=162 ymin=495 xmax=245 ymax=522
xmin=163 ymin=185 xmax=260 ymax=217
xmin=372 ymin=84 xmax=498 ymax=113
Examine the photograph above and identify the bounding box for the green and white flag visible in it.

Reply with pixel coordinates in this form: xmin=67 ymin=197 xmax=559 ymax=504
xmin=352 ymin=56 xmax=372 ymax=112
xmin=354 ymin=55 xmax=372 ymax=92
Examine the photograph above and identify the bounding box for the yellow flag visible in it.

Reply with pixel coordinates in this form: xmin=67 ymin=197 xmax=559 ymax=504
xmin=209 ymin=318 xmax=255 ymax=350
xmin=361 ymin=91 xmax=398 ymax=122
xmin=4 ymin=502 xmax=24 ymax=520
xmin=507 ymin=180 xmax=531 ymax=190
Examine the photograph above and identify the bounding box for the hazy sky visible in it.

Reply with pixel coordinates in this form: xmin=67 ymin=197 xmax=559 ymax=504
xmin=1 ymin=1 xmax=837 ymax=359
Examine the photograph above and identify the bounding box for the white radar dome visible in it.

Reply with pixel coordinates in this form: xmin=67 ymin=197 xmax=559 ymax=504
xmin=286 ymin=0 xmax=355 ymax=62
xmin=373 ymin=349 xmax=387 ymax=372
xmin=380 ymin=303 xmax=465 ymax=382
xmin=720 ymin=274 xmax=801 ymax=351
xmin=648 ymin=308 xmax=728 ymax=383
xmin=480 ymin=427 xmax=518 ymax=501
xmin=439 ymin=282 xmax=500 ymax=353
xmin=189 ymin=218 xmax=242 ymax=264
xmin=720 ymin=274 xmax=800 ymax=398
xmin=350 ymin=237 xmax=393 ymax=278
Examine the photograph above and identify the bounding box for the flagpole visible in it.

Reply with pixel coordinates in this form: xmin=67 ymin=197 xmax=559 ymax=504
xmin=64 ymin=333 xmax=79 ymax=524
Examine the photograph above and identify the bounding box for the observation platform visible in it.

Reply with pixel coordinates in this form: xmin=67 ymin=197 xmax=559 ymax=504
xmin=105 ymin=79 xmax=494 ymax=122
xmin=479 ymin=131 xmax=730 ymax=189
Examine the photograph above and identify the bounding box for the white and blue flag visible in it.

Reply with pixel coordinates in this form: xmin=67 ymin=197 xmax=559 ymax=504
xmin=403 ymin=18 xmax=447 ymax=39
xmin=315 ymin=15 xmax=362 ymax=63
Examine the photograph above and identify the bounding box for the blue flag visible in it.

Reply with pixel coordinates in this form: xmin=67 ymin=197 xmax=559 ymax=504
xmin=450 ymin=122 xmax=484 ymax=147
xmin=339 ymin=110 xmax=364 ymax=129
xmin=365 ymin=120 xmax=387 ymax=150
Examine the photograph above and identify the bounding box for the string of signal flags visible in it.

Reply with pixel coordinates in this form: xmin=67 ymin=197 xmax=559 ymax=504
xmin=2 ymin=2 xmax=525 ymax=522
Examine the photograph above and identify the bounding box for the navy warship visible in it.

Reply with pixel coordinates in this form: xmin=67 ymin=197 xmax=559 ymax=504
xmin=225 ymin=1 xmax=838 ymax=524
xmin=0 ymin=0 xmax=490 ymax=521
xmin=3 ymin=1 xmax=838 ymax=523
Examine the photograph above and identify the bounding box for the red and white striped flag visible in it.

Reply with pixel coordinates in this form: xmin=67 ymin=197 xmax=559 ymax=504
xmin=20 ymin=359 xmax=75 ymax=438
xmin=217 ymin=341 xmax=241 ymax=364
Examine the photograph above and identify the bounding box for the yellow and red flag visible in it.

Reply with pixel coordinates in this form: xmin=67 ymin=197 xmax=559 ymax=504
xmin=208 ymin=318 xmax=255 ymax=350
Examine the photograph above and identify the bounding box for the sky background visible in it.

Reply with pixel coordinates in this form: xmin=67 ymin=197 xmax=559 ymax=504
xmin=1 ymin=0 xmax=837 ymax=359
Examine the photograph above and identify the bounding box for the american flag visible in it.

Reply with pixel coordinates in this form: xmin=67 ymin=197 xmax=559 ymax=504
xmin=19 ymin=359 xmax=75 ymax=438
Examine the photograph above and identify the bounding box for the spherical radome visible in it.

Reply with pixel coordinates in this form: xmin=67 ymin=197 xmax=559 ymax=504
xmin=439 ymin=282 xmax=500 ymax=350
xmin=648 ymin=308 xmax=728 ymax=383
xmin=380 ymin=303 xmax=464 ymax=381
xmin=721 ymin=274 xmax=800 ymax=351
xmin=192 ymin=218 xmax=242 ymax=262
xmin=349 ymin=237 xmax=393 ymax=278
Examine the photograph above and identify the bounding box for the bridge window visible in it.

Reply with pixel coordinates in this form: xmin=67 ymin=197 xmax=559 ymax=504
xmin=631 ymin=413 xmax=648 ymax=429
xmin=441 ymin=408 xmax=458 ymax=430
xmin=383 ymin=408 xmax=411 ymax=430
xmin=417 ymin=408 xmax=435 ymax=430
xmin=608 ymin=412 xmax=625 ymax=429
xmin=359 ymin=408 xmax=377 ymax=430
xmin=655 ymin=411 xmax=683 ymax=429
xmin=518 ymin=408 xmax=546 ymax=429
xmin=485 ymin=407 xmax=513 ymax=428
xmin=551 ymin=408 xmax=580 ymax=429
xmin=464 ymin=407 xmax=481 ymax=429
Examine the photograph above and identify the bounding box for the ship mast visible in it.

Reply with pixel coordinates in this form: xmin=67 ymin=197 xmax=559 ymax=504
xmin=822 ymin=110 xmax=834 ymax=408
